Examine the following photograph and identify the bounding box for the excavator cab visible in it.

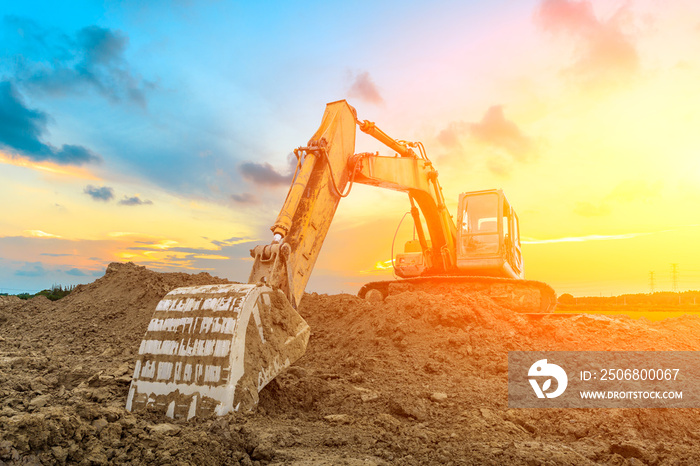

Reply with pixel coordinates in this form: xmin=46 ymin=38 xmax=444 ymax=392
xmin=395 ymin=189 xmax=524 ymax=280
xmin=456 ymin=189 xmax=523 ymax=279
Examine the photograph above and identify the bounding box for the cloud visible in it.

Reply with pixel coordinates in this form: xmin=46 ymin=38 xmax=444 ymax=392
xmin=14 ymin=262 xmax=47 ymax=277
xmin=230 ymin=192 xmax=259 ymax=204
xmin=347 ymin=71 xmax=384 ymax=105
xmin=5 ymin=17 xmax=154 ymax=106
xmin=436 ymin=121 xmax=470 ymax=149
xmin=535 ymin=0 xmax=639 ymax=87
xmin=23 ymin=230 xmax=62 ymax=238
xmin=66 ymin=268 xmax=87 ymax=276
xmin=522 ymin=232 xmax=652 ymax=245
xmin=470 ymin=106 xmax=535 ymax=162
xmin=54 ymin=145 xmax=100 ymax=165
xmin=485 ymin=157 xmax=513 ymax=177
xmin=211 ymin=237 xmax=258 ymax=248
xmin=83 ymin=185 xmax=114 ymax=201
xmin=0 ymin=81 xmax=48 ymax=155
xmin=126 ymin=236 xmax=260 ymax=268
xmin=435 ymin=107 xmax=537 ymax=177
xmin=537 ymin=0 xmax=596 ymax=32
xmin=239 ymin=161 xmax=294 ymax=187
xmin=130 ymin=245 xmax=220 ymax=254
xmin=118 ymin=195 xmax=153 ymax=206
xmin=0 ymin=81 xmax=100 ymax=165
xmin=1 ymin=19 xmax=258 ymax=202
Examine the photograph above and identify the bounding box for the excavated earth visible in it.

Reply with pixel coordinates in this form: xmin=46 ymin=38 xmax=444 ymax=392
xmin=2 ymin=262 xmax=700 ymax=465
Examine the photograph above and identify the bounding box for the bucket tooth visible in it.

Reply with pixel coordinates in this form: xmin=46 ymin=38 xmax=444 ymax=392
xmin=126 ymin=283 xmax=310 ymax=419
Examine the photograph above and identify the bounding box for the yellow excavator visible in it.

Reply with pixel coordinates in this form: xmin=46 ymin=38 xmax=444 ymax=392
xmin=126 ymin=100 xmax=556 ymax=419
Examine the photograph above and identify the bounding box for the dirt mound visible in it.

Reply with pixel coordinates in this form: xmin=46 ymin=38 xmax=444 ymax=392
xmin=3 ymin=262 xmax=700 ymax=464
xmin=3 ymin=262 xmax=233 ymax=360
xmin=66 ymin=261 xmax=231 ymax=312
xmin=0 ymin=296 xmax=22 ymax=308
xmin=0 ymin=263 xmax=242 ymax=464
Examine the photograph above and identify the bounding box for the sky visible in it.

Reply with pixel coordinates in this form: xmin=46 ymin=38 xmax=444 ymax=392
xmin=2 ymin=0 xmax=700 ymax=297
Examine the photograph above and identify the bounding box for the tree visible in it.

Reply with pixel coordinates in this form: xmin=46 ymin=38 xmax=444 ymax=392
xmin=558 ymin=293 xmax=575 ymax=305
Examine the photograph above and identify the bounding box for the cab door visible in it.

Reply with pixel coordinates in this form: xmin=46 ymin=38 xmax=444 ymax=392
xmin=456 ymin=189 xmax=523 ymax=279
xmin=505 ymin=202 xmax=524 ymax=277
xmin=458 ymin=191 xmax=501 ymax=257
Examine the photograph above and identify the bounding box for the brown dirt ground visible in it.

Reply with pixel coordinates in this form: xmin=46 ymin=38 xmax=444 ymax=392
xmin=2 ymin=262 xmax=700 ymax=465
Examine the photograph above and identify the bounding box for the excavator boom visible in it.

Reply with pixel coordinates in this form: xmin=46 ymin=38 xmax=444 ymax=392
xmin=250 ymin=101 xmax=358 ymax=308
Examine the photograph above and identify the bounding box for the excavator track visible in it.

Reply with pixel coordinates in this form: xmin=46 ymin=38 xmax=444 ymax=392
xmin=358 ymin=276 xmax=557 ymax=314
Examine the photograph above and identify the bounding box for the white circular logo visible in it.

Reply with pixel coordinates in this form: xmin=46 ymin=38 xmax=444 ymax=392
xmin=528 ymin=359 xmax=568 ymax=398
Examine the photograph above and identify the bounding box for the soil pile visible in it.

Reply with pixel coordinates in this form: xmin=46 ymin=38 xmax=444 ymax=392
xmin=2 ymin=262 xmax=700 ymax=465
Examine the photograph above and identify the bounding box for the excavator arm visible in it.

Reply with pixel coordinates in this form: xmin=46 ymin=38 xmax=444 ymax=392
xmin=248 ymin=100 xmax=358 ymax=309
xmin=350 ymin=149 xmax=457 ymax=274
xmin=249 ymin=99 xmax=458 ymax=309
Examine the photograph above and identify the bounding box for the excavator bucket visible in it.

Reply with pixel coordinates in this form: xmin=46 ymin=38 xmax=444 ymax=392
xmin=126 ymin=283 xmax=309 ymax=419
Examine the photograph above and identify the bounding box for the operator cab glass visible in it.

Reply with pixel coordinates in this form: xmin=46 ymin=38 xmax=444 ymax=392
xmin=460 ymin=192 xmax=500 ymax=255
xmin=456 ymin=189 xmax=524 ymax=279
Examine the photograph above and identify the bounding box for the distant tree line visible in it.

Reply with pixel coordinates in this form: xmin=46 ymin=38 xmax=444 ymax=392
xmin=13 ymin=284 xmax=75 ymax=301
xmin=559 ymin=291 xmax=700 ymax=307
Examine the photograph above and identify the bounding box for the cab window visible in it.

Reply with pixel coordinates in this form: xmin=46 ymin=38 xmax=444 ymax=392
xmin=461 ymin=193 xmax=499 ymax=255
